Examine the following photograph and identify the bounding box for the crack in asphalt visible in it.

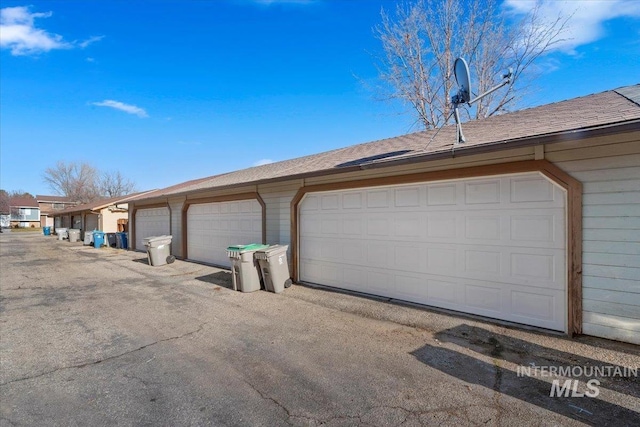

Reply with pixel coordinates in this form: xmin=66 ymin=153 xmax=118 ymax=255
xmin=242 ymin=380 xmax=456 ymax=427
xmin=0 ymin=323 xmax=207 ymax=387
xmin=242 ymin=379 xmax=295 ymax=425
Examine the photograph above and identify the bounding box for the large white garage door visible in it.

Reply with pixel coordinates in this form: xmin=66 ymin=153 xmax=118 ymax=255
xmin=187 ymin=199 xmax=262 ymax=268
xmin=135 ymin=207 xmax=170 ymax=250
xmin=299 ymin=172 xmax=567 ymax=331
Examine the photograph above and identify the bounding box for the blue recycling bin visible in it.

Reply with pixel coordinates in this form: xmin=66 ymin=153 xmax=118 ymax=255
xmin=120 ymin=232 xmax=128 ymax=249
xmin=43 ymin=226 xmax=51 ymax=236
xmin=93 ymin=231 xmax=105 ymax=248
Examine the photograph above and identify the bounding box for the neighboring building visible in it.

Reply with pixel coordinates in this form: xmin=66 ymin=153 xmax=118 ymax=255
xmin=128 ymin=85 xmax=640 ymax=345
xmin=9 ymin=196 xmax=40 ymax=228
xmin=52 ymin=192 xmax=153 ymax=238
xmin=36 ymin=195 xmax=79 ymax=228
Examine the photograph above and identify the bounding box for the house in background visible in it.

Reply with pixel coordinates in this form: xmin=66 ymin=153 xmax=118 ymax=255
xmin=127 ymin=84 xmax=640 ymax=345
xmin=9 ymin=196 xmax=40 ymax=228
xmin=52 ymin=191 xmax=153 ymax=239
xmin=36 ymin=195 xmax=79 ymax=228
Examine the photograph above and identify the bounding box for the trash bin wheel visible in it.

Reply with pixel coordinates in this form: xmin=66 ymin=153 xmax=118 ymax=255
xmin=166 ymin=255 xmax=176 ymax=264
xmin=284 ymin=278 xmax=293 ymax=288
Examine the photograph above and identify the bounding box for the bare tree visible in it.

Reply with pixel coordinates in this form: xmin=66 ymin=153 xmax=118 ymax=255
xmin=98 ymin=171 xmax=137 ymax=198
xmin=43 ymin=161 xmax=100 ymax=203
xmin=0 ymin=190 xmax=10 ymax=215
xmin=374 ymin=0 xmax=570 ymax=129
xmin=9 ymin=190 xmax=34 ymax=198
xmin=43 ymin=161 xmax=137 ymax=202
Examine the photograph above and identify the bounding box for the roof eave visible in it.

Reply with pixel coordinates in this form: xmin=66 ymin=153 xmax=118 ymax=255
xmin=130 ymin=118 xmax=640 ymax=204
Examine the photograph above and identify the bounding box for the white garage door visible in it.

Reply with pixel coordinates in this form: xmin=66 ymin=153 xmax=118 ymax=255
xmin=187 ymin=199 xmax=262 ymax=268
xmin=299 ymin=172 xmax=567 ymax=331
xmin=85 ymin=214 xmax=98 ymax=233
xmin=135 ymin=207 xmax=170 ymax=250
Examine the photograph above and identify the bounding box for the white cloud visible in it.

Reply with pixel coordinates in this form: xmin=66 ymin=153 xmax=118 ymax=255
xmin=92 ymin=100 xmax=149 ymax=118
xmin=253 ymin=159 xmax=274 ymax=166
xmin=0 ymin=6 xmax=70 ymax=55
xmin=504 ymin=0 xmax=640 ymax=53
xmin=79 ymin=35 xmax=104 ymax=48
xmin=0 ymin=6 xmax=103 ymax=56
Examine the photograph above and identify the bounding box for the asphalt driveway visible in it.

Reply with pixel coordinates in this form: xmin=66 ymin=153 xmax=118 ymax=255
xmin=1 ymin=232 xmax=638 ymax=426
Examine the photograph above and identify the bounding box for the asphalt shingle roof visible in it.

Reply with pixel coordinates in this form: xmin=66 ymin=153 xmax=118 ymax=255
xmin=9 ymin=196 xmax=39 ymax=208
xmin=54 ymin=192 xmax=152 ymax=215
xmin=134 ymin=85 xmax=640 ymax=202
xmin=36 ymin=195 xmax=77 ymax=203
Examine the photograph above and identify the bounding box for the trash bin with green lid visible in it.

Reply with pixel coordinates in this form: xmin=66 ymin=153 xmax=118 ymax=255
xmin=226 ymin=244 xmax=269 ymax=292
xmin=143 ymin=235 xmax=175 ymax=266
xmin=68 ymin=229 xmax=81 ymax=242
xmin=254 ymin=245 xmax=292 ymax=293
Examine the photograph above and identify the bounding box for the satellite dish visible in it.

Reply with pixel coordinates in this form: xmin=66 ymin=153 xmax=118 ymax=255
xmin=454 ymin=58 xmax=471 ymax=103
xmin=449 ymin=57 xmax=513 ymax=144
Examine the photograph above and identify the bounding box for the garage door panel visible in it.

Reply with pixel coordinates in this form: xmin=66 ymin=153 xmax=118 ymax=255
xmin=85 ymin=214 xmax=98 ymax=232
xmin=187 ymin=199 xmax=262 ymax=267
xmin=304 ymin=234 xmax=566 ymax=290
xmin=299 ymin=172 xmax=567 ymax=331
xmin=511 ymin=290 xmax=557 ymax=322
xmin=343 ymin=192 xmax=363 ymax=209
xmin=305 ymin=258 xmax=566 ymax=329
xmin=135 ymin=207 xmax=170 ymax=250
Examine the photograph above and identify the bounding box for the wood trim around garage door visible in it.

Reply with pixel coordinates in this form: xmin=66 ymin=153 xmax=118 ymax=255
xmin=290 ymin=159 xmax=583 ymax=336
xmin=181 ymin=192 xmax=267 ymax=260
xmin=130 ymin=202 xmax=171 ymax=251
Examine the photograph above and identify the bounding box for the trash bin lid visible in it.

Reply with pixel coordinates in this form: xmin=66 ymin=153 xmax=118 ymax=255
xmin=143 ymin=235 xmax=172 ymax=243
xmin=226 ymin=243 xmax=269 ymax=253
xmin=255 ymin=244 xmax=289 ymax=256
xmin=144 ymin=235 xmax=172 ymax=247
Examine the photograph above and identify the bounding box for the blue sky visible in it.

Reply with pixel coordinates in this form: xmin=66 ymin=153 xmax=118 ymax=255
xmin=1 ymin=0 xmax=639 ymax=196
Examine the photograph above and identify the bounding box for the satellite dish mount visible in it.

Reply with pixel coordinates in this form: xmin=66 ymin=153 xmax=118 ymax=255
xmin=451 ymin=58 xmax=512 ymax=144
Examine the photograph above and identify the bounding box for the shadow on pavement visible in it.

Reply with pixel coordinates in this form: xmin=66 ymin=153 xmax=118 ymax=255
xmin=410 ymin=324 xmax=639 ymax=426
xmin=195 ymin=271 xmax=233 ymax=289
xmin=434 ymin=324 xmax=639 ymax=399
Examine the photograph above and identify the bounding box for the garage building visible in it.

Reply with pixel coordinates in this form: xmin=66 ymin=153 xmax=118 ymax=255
xmin=128 ymin=85 xmax=640 ymax=344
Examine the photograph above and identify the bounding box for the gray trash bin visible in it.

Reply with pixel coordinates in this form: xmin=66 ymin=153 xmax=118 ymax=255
xmin=56 ymin=227 xmax=68 ymax=241
xmin=68 ymin=229 xmax=80 ymax=242
xmin=84 ymin=230 xmax=94 ymax=245
xmin=143 ymin=235 xmax=175 ymax=266
xmin=226 ymin=244 xmax=269 ymax=292
xmin=254 ymin=245 xmax=292 ymax=293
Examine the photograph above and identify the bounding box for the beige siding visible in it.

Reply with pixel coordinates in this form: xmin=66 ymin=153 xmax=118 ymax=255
xmin=99 ymin=207 xmax=128 ymax=233
xmin=548 ymin=133 xmax=640 ymax=344
xmin=185 ymin=185 xmax=257 ymax=199
xmin=258 ymin=181 xmax=302 ymax=247
xmin=169 ymin=198 xmax=185 ymax=258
